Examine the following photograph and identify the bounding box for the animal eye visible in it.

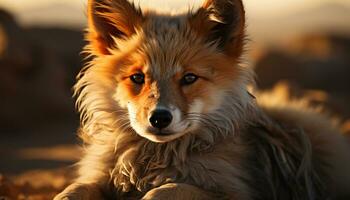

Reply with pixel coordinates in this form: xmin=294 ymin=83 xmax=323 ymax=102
xmin=130 ymin=73 xmax=145 ymax=84
xmin=181 ymin=73 xmax=198 ymax=85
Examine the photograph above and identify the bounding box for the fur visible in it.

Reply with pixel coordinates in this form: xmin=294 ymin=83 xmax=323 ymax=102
xmin=55 ymin=0 xmax=350 ymax=199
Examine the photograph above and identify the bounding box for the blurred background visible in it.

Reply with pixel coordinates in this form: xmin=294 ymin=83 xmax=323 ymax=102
xmin=0 ymin=0 xmax=349 ymax=199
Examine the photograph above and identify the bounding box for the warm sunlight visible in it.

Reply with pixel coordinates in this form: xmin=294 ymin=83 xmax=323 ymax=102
xmin=1 ymin=0 xmax=349 ymax=199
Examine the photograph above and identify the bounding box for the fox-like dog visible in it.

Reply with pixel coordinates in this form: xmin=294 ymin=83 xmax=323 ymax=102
xmin=55 ymin=0 xmax=350 ymax=199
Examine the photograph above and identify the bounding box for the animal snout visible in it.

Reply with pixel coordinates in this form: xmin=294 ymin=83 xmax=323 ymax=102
xmin=149 ymin=109 xmax=173 ymax=129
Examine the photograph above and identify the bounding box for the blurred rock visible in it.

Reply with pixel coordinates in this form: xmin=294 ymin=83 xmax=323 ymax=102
xmin=0 ymin=8 xmax=84 ymax=131
xmin=255 ymin=34 xmax=350 ymax=119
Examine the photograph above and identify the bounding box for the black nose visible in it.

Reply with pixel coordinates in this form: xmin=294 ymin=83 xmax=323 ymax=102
xmin=149 ymin=109 xmax=173 ymax=129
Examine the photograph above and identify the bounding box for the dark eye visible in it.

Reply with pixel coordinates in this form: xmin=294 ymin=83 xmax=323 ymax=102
xmin=130 ymin=73 xmax=145 ymax=84
xmin=181 ymin=73 xmax=198 ymax=85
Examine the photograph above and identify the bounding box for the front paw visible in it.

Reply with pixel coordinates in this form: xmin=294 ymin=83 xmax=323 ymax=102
xmin=54 ymin=183 xmax=103 ymax=200
xmin=142 ymin=183 xmax=213 ymax=200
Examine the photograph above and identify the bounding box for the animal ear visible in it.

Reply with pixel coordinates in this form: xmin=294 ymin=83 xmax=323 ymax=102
xmin=190 ymin=0 xmax=245 ymax=57
xmin=87 ymin=0 xmax=143 ymax=55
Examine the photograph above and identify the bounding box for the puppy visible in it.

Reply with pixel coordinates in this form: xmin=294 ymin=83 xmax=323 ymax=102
xmin=55 ymin=0 xmax=350 ymax=199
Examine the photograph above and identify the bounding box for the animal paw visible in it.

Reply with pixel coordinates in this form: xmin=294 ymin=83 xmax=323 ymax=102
xmin=53 ymin=183 xmax=103 ymax=200
xmin=142 ymin=183 xmax=213 ymax=200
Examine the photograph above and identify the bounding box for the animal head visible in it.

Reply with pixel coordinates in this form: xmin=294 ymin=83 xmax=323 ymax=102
xmin=77 ymin=0 xmax=252 ymax=143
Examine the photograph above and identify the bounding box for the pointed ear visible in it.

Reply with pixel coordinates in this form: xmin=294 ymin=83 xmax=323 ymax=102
xmin=87 ymin=0 xmax=143 ymax=55
xmin=189 ymin=0 xmax=245 ymax=57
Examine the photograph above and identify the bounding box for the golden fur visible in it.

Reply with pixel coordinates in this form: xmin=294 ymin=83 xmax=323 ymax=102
xmin=55 ymin=0 xmax=350 ymax=199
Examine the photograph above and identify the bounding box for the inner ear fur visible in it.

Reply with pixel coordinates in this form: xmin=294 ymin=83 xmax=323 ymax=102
xmin=87 ymin=0 xmax=143 ymax=55
xmin=189 ymin=0 xmax=246 ymax=58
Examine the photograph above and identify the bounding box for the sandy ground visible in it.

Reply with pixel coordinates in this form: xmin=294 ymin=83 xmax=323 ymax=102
xmin=0 ymin=121 xmax=80 ymax=199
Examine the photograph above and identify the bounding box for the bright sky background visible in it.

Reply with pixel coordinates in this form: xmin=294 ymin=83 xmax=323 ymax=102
xmin=1 ymin=0 xmax=349 ymax=44
xmin=1 ymin=0 xmax=349 ymax=16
